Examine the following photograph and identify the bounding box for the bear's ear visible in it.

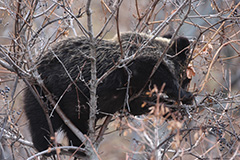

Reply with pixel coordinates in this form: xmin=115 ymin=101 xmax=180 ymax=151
xmin=171 ymin=37 xmax=190 ymax=62
xmin=162 ymin=34 xmax=172 ymax=39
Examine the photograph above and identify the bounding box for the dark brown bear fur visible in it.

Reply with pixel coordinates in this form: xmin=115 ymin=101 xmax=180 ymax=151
xmin=24 ymin=32 xmax=193 ymax=153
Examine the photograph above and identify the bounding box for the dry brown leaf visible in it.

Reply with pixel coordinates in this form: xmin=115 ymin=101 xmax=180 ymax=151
xmin=187 ymin=62 xmax=196 ymax=79
xmin=141 ymin=101 xmax=147 ymax=108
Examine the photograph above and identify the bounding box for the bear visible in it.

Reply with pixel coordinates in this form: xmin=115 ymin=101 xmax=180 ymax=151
xmin=23 ymin=32 xmax=193 ymax=154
